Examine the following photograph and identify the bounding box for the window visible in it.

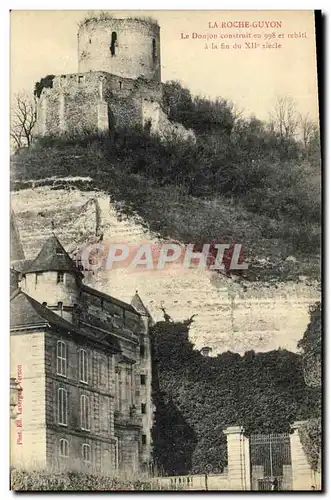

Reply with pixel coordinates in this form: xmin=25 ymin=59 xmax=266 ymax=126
xmin=58 ymin=302 xmax=63 ymax=316
xmin=57 ymin=271 xmax=64 ymax=284
xmin=80 ymin=394 xmax=90 ymax=430
xmin=78 ymin=75 xmax=84 ymax=84
xmin=57 ymin=388 xmax=68 ymax=426
xmin=110 ymin=31 xmax=117 ymax=56
xmin=140 ymin=344 xmax=145 ymax=358
xmin=152 ymin=38 xmax=157 ymax=61
xmin=142 ymin=434 xmax=147 ymax=446
xmin=119 ymin=81 xmax=122 ymax=90
xmin=59 ymin=438 xmax=69 ymax=458
xmin=35 ymin=272 xmax=42 ymax=285
xmin=82 ymin=443 xmax=91 ymax=462
xmin=140 ymin=374 xmax=146 ymax=385
xmin=56 ymin=246 xmax=64 ymax=255
xmin=141 ymin=403 xmax=146 ymax=414
xmin=79 ymin=349 xmax=88 ymax=384
xmin=57 ymin=341 xmax=67 ymax=377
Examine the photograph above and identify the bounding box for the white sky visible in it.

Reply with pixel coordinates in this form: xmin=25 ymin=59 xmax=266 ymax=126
xmin=10 ymin=10 xmax=320 ymax=121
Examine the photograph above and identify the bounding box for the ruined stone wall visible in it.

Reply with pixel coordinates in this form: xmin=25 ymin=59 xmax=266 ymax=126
xmin=110 ymin=97 xmax=142 ymax=129
xmin=78 ymin=18 xmax=161 ymax=81
xmin=38 ymin=75 xmax=102 ymax=136
xmin=142 ymin=100 xmax=196 ymax=142
xmin=36 ymin=71 xmax=163 ymax=136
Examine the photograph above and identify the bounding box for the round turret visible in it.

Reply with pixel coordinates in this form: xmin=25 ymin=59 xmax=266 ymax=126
xmin=78 ymin=17 xmax=161 ymax=81
xmin=20 ymin=235 xmax=82 ymax=320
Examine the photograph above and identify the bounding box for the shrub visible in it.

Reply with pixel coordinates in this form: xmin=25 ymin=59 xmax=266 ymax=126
xmin=151 ymin=319 xmax=319 ymax=475
xmin=34 ymin=75 xmax=55 ymax=99
xmin=10 ymin=469 xmax=155 ymax=491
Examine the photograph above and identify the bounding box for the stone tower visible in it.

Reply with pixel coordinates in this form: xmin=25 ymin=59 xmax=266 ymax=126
xmin=78 ymin=17 xmax=161 ymax=81
xmin=20 ymin=235 xmax=83 ymax=322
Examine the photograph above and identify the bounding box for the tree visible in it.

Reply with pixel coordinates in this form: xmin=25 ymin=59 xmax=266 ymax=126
xmin=300 ymin=113 xmax=319 ymax=150
xmin=269 ymin=95 xmax=300 ymax=140
xmin=297 ymin=302 xmax=322 ymax=473
xmin=297 ymin=302 xmax=321 ymax=388
xmin=162 ymin=80 xmax=240 ymax=137
xmin=11 ymin=92 xmax=37 ymax=149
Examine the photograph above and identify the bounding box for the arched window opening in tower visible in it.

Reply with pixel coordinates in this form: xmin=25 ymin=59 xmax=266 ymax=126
xmin=110 ymin=32 xmax=117 ymax=56
xmin=152 ymin=38 xmax=156 ymax=61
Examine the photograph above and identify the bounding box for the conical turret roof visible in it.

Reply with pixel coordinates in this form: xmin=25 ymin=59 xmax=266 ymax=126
xmin=25 ymin=234 xmax=83 ymax=276
xmin=131 ymin=290 xmax=152 ymax=317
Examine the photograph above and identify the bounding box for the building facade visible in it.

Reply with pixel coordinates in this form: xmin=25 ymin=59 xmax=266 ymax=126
xmin=10 ymin=221 xmax=153 ymax=474
xmin=35 ymin=15 xmax=195 ymax=141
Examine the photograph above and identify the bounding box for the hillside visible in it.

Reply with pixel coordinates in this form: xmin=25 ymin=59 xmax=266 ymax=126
xmin=11 ymin=131 xmax=320 ymax=280
xmin=10 ymin=128 xmax=320 ymax=355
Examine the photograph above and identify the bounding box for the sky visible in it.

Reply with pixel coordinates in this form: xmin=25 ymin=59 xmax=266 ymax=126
xmin=10 ymin=10 xmax=320 ymax=122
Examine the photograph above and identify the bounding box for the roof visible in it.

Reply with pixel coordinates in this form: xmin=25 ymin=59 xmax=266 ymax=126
xmin=10 ymin=291 xmax=120 ymax=352
xmin=24 ymin=235 xmax=83 ymax=276
xmin=11 ymin=259 xmax=34 ymax=273
xmin=131 ymin=291 xmax=152 ymax=317
xmin=81 ymin=284 xmax=139 ymax=315
xmin=11 ymin=291 xmax=61 ymax=329
xmin=10 ymin=211 xmax=25 ymax=261
xmin=10 ymin=269 xmax=19 ymax=294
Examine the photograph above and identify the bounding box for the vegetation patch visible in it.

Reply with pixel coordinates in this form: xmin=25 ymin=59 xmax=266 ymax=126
xmin=11 ymin=469 xmax=155 ymax=491
xmin=11 ymin=82 xmax=321 ymax=283
xmin=151 ymin=318 xmax=320 ymax=475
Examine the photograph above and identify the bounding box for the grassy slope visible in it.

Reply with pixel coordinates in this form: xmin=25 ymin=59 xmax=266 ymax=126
xmin=11 ymin=140 xmax=320 ymax=283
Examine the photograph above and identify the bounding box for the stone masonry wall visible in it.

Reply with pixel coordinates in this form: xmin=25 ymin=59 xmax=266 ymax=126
xmin=36 ymin=71 xmax=162 ymax=137
xmin=10 ymin=331 xmax=47 ymax=469
xmin=78 ymin=18 xmax=161 ymax=81
xmin=44 ymin=329 xmax=117 ymax=472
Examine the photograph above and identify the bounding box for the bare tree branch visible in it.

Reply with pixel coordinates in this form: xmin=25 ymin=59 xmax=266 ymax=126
xmin=269 ymin=94 xmax=300 ymax=140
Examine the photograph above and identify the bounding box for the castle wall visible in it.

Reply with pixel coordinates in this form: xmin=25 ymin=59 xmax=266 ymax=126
xmin=142 ymin=100 xmax=196 ymax=142
xmin=34 ymin=16 xmax=194 ymax=141
xmin=39 ymin=75 xmax=102 ymax=136
xmin=36 ymin=72 xmax=163 ymax=137
xmin=78 ymin=18 xmax=161 ymax=81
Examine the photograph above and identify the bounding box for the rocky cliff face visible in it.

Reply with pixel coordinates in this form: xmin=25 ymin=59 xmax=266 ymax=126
xmin=11 ymin=184 xmax=319 ymax=355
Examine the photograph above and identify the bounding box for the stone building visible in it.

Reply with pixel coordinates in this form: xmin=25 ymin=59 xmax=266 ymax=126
xmin=10 ymin=216 xmax=153 ymax=474
xmin=35 ymin=15 xmax=195 ymax=141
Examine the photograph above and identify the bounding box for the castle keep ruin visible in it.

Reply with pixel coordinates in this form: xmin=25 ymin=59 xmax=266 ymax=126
xmin=36 ymin=16 xmax=194 ymax=141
